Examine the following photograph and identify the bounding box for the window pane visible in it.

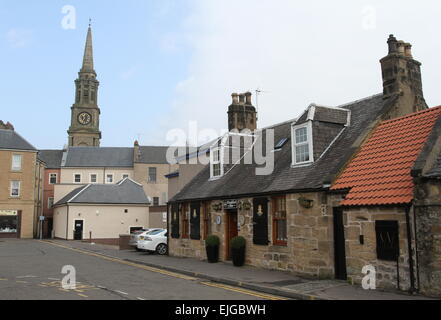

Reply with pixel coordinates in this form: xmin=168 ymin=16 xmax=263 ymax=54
xmin=11 ymin=181 xmax=20 ymax=197
xmin=50 ymin=174 xmax=57 ymax=184
xmin=90 ymin=175 xmax=97 ymax=183
xmin=74 ymin=175 xmax=81 ymax=183
xmin=277 ymin=219 xmax=287 ymax=242
xmin=295 ymin=127 xmax=308 ymax=144
xmin=149 ymin=168 xmax=157 ymax=183
xmin=107 ymin=175 xmax=113 ymax=183
xmin=213 ymin=163 xmax=221 ymax=177
xmin=296 ymin=144 xmax=310 ymax=163
xmin=12 ymin=155 xmax=22 ymax=171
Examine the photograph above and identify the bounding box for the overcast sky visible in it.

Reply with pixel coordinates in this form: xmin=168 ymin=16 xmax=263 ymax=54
xmin=1 ymin=0 xmax=441 ymax=149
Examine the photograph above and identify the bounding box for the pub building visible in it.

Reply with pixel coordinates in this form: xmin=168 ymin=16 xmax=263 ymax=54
xmin=167 ymin=36 xmax=441 ymax=295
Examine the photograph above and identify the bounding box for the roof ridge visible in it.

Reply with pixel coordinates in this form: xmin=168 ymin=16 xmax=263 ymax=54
xmin=382 ymin=106 xmax=441 ymax=125
xmin=335 ymin=93 xmax=383 ymax=109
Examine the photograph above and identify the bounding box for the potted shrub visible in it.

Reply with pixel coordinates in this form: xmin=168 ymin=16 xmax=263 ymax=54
xmin=231 ymin=236 xmax=246 ymax=267
xmin=205 ymin=235 xmax=220 ymax=263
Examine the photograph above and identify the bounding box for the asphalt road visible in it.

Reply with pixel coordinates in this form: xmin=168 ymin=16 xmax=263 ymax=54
xmin=0 ymin=239 xmax=285 ymax=300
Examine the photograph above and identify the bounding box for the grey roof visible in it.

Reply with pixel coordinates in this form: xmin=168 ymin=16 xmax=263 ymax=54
xmin=38 ymin=150 xmax=64 ymax=169
xmin=55 ymin=178 xmax=150 ymax=206
xmin=138 ymin=146 xmax=171 ymax=164
xmin=0 ymin=129 xmax=36 ymax=151
xmin=171 ymin=94 xmax=389 ymax=202
xmin=64 ymin=147 xmax=134 ymax=167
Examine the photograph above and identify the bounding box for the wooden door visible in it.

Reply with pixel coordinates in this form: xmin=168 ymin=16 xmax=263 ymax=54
xmin=226 ymin=211 xmax=238 ymax=260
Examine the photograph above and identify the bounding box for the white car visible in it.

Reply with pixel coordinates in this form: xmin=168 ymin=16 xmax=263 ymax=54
xmin=130 ymin=228 xmax=162 ymax=250
xmin=137 ymin=229 xmax=168 ymax=255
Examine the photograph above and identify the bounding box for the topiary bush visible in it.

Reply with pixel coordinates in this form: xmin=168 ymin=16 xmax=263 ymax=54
xmin=205 ymin=235 xmax=220 ymax=247
xmin=231 ymin=236 xmax=246 ymax=250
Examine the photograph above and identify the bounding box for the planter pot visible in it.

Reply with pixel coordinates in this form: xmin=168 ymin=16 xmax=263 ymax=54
xmin=231 ymin=246 xmax=246 ymax=267
xmin=206 ymin=245 xmax=219 ymax=263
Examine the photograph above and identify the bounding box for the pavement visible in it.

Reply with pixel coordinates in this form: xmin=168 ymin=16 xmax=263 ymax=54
xmin=0 ymin=239 xmax=287 ymax=300
xmin=46 ymin=239 xmax=436 ymax=301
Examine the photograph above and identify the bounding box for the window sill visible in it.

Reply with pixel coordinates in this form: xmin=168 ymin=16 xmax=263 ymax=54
xmin=291 ymin=162 xmax=314 ymax=168
xmin=273 ymin=241 xmax=288 ymax=247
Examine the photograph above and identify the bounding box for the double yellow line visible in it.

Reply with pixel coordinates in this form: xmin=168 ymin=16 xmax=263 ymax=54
xmin=39 ymin=240 xmax=287 ymax=300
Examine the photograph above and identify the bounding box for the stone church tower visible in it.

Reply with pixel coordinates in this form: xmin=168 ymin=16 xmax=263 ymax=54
xmin=67 ymin=26 xmax=102 ymax=147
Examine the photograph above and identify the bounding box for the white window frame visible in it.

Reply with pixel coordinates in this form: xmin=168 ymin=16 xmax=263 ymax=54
xmin=292 ymin=121 xmax=314 ymax=166
xmin=11 ymin=154 xmax=22 ymax=171
xmin=210 ymin=147 xmax=224 ymax=179
xmin=73 ymin=173 xmax=82 ymax=184
xmin=48 ymin=197 xmax=54 ymax=209
xmin=90 ymin=174 xmax=98 ymax=184
xmin=106 ymin=174 xmax=114 ymax=184
xmin=49 ymin=173 xmax=58 ymax=185
xmin=148 ymin=167 xmax=157 ymax=183
xmin=10 ymin=181 xmax=21 ymax=197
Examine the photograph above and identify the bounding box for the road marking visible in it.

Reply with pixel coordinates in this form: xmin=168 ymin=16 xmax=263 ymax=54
xmin=48 ymin=278 xmax=60 ymax=281
xmin=16 ymin=281 xmax=28 ymax=284
xmin=115 ymin=290 xmax=129 ymax=295
xmin=137 ymin=297 xmax=145 ymax=301
xmin=200 ymin=282 xmax=289 ymax=301
xmin=39 ymin=240 xmax=288 ymax=300
xmin=39 ymin=240 xmax=196 ymax=281
xmin=78 ymin=294 xmax=88 ymax=298
xmin=0 ymin=279 xmax=7 ymax=281
xmin=17 ymin=275 xmax=37 ymax=279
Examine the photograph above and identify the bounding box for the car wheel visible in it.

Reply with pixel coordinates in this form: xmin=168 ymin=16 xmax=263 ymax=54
xmin=135 ymin=247 xmax=142 ymax=252
xmin=156 ymin=243 xmax=168 ymax=255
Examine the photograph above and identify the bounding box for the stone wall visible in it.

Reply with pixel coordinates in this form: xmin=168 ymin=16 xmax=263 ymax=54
xmin=414 ymin=179 xmax=441 ymax=297
xmin=169 ymin=191 xmax=338 ymax=280
xmin=342 ymin=206 xmax=413 ymax=291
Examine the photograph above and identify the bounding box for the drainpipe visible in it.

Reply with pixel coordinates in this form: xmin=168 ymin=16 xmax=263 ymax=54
xmin=412 ymin=205 xmax=421 ymax=291
xmin=405 ymin=205 xmax=416 ymax=293
xmin=66 ymin=205 xmax=70 ymax=240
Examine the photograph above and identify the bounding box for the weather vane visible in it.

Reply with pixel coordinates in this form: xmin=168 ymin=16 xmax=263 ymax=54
xmin=89 ymin=18 xmax=92 ymax=27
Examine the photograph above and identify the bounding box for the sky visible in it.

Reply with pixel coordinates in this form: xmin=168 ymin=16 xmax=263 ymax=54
xmin=1 ymin=0 xmax=441 ymax=149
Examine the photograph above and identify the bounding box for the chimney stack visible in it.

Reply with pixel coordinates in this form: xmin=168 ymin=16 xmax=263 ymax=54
xmin=380 ymin=34 xmax=427 ymax=117
xmin=133 ymin=140 xmax=141 ymax=163
xmin=228 ymin=92 xmax=257 ymax=132
xmin=0 ymin=120 xmax=14 ymax=130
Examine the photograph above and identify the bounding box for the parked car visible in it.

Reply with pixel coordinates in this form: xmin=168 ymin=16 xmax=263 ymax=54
xmin=129 ymin=228 xmax=162 ymax=250
xmin=137 ymin=229 xmax=168 ymax=255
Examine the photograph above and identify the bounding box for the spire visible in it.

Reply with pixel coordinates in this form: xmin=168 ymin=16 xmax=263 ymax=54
xmin=81 ymin=25 xmax=94 ymax=73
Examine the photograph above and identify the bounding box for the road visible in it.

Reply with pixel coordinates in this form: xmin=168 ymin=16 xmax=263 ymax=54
xmin=0 ymin=239 xmax=285 ymax=300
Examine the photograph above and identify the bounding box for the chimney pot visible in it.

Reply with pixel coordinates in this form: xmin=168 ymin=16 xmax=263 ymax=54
xmin=397 ymin=41 xmax=405 ymax=56
xmin=239 ymin=94 xmax=246 ymax=104
xmin=232 ymin=93 xmax=239 ymax=104
xmin=387 ymin=34 xmax=398 ymax=54
xmin=245 ymin=92 xmax=252 ymax=105
xmin=404 ymin=43 xmax=413 ymax=58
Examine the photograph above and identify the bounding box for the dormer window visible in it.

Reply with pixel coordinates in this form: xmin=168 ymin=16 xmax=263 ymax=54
xmin=292 ymin=121 xmax=314 ymax=166
xmin=210 ymin=147 xmax=223 ymax=179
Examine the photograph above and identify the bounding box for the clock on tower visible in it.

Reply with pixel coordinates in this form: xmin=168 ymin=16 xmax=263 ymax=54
xmin=67 ymin=25 xmax=102 ymax=147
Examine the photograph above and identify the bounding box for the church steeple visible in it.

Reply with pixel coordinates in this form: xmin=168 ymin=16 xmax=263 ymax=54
xmin=67 ymin=25 xmax=102 ymax=147
xmin=81 ymin=25 xmax=95 ymax=74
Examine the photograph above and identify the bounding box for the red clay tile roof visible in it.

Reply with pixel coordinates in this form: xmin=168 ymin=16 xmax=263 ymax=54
xmin=331 ymin=106 xmax=441 ymax=206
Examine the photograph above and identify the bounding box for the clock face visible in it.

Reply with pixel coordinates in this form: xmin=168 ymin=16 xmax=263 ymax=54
xmin=78 ymin=112 xmax=92 ymax=125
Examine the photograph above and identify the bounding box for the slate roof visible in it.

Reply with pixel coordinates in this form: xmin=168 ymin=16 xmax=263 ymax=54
xmin=138 ymin=146 xmax=171 ymax=164
xmin=64 ymin=147 xmax=134 ymax=167
xmin=332 ymin=106 xmax=441 ymax=206
xmin=38 ymin=150 xmax=64 ymax=169
xmin=171 ymin=94 xmax=388 ymax=202
xmin=0 ymin=129 xmax=36 ymax=151
xmin=55 ymin=178 xmax=150 ymax=206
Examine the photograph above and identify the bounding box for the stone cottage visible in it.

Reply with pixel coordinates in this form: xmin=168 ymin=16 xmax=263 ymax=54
xmin=167 ymin=35 xmax=433 ymax=284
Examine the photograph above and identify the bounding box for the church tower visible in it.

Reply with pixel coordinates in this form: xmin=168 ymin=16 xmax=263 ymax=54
xmin=68 ymin=25 xmax=102 ymax=147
